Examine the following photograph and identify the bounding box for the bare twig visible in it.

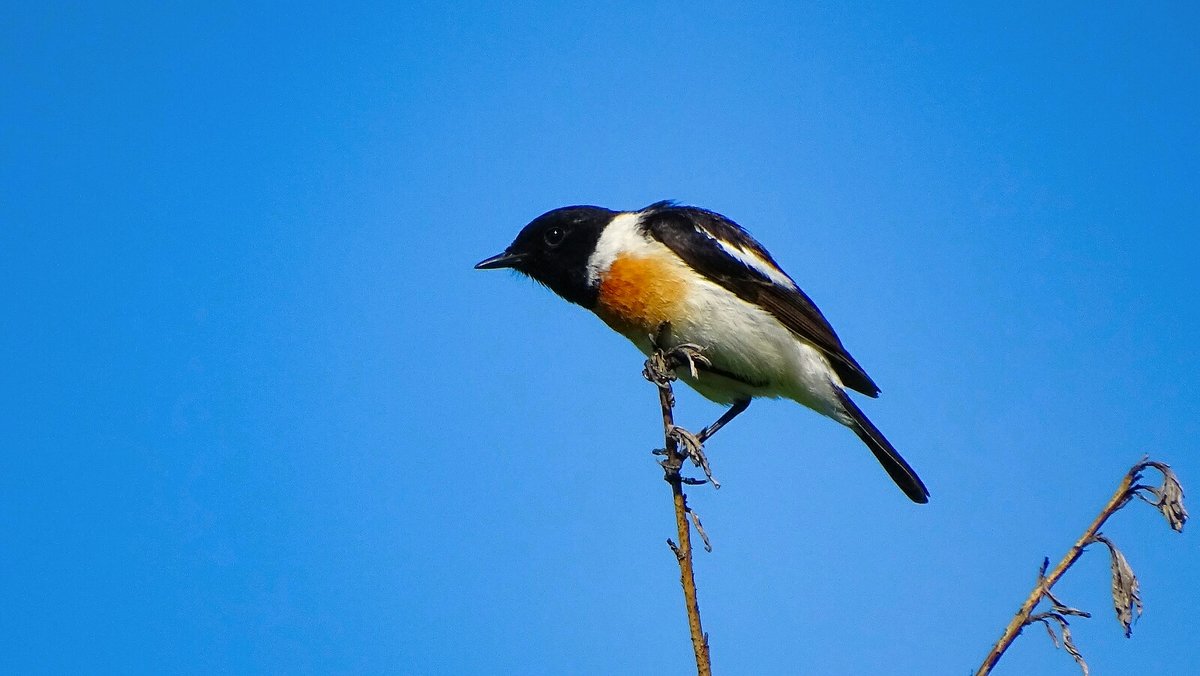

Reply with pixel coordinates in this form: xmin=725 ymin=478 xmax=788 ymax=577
xmin=644 ymin=322 xmax=713 ymax=676
xmin=976 ymin=458 xmax=1187 ymax=676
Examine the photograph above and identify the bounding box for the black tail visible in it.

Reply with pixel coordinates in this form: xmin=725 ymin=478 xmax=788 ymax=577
xmin=836 ymin=391 xmax=929 ymax=503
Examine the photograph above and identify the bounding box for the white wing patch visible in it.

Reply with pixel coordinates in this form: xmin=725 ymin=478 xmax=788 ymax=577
xmin=693 ymin=224 xmax=798 ymax=290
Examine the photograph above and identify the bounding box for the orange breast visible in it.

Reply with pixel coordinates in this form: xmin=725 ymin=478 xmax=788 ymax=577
xmin=595 ymin=253 xmax=688 ymax=337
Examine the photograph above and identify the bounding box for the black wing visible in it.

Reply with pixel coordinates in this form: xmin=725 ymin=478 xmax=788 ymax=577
xmin=640 ymin=202 xmax=880 ymax=397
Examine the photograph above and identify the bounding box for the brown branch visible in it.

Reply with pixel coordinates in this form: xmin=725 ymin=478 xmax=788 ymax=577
xmin=976 ymin=458 xmax=1187 ymax=676
xmin=643 ymin=323 xmax=713 ymax=676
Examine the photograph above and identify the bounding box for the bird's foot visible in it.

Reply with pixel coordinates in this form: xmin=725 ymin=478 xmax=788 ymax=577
xmin=664 ymin=343 xmax=710 ymax=380
xmin=667 ymin=425 xmax=720 ymax=489
xmin=643 ymin=322 xmax=711 ymax=385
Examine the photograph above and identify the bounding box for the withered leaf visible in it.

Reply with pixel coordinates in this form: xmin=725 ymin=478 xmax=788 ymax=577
xmin=1093 ymin=533 xmax=1143 ymax=637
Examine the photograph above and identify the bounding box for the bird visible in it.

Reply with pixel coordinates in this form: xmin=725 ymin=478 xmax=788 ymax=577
xmin=475 ymin=201 xmax=929 ymax=503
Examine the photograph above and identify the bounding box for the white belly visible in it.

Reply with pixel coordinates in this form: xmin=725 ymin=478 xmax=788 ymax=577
xmin=621 ymin=274 xmax=848 ymax=423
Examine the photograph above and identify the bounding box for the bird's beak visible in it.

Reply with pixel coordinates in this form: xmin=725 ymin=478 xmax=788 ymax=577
xmin=474 ymin=250 xmax=525 ymax=270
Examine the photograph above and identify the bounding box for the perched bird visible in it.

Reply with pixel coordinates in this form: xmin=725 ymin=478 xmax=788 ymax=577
xmin=475 ymin=201 xmax=929 ymax=503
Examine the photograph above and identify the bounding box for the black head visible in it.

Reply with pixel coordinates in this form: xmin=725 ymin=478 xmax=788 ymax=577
xmin=475 ymin=205 xmax=614 ymax=306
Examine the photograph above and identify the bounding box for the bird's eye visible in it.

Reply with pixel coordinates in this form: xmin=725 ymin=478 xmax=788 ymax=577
xmin=543 ymin=226 xmax=566 ymax=247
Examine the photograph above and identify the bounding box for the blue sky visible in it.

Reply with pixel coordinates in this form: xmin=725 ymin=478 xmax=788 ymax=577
xmin=3 ymin=2 xmax=1197 ymax=674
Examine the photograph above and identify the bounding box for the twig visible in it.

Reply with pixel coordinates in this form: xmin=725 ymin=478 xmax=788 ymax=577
xmin=976 ymin=458 xmax=1187 ymax=675
xmin=644 ymin=322 xmax=713 ymax=676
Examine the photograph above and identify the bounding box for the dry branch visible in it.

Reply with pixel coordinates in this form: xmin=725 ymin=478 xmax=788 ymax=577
xmin=976 ymin=458 xmax=1187 ymax=675
xmin=643 ymin=323 xmax=714 ymax=676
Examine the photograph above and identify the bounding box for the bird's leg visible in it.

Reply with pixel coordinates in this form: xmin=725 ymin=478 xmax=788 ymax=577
xmin=644 ymin=325 xmax=725 ymax=487
xmin=665 ymin=399 xmax=749 ymax=489
xmin=697 ymin=398 xmax=751 ymax=444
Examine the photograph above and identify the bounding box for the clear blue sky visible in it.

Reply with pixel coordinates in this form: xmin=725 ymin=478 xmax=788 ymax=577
xmin=3 ymin=3 xmax=1196 ymax=674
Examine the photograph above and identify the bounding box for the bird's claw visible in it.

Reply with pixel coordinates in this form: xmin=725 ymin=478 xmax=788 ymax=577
xmin=668 ymin=425 xmax=720 ymax=489
xmin=665 ymin=343 xmax=711 ymax=380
